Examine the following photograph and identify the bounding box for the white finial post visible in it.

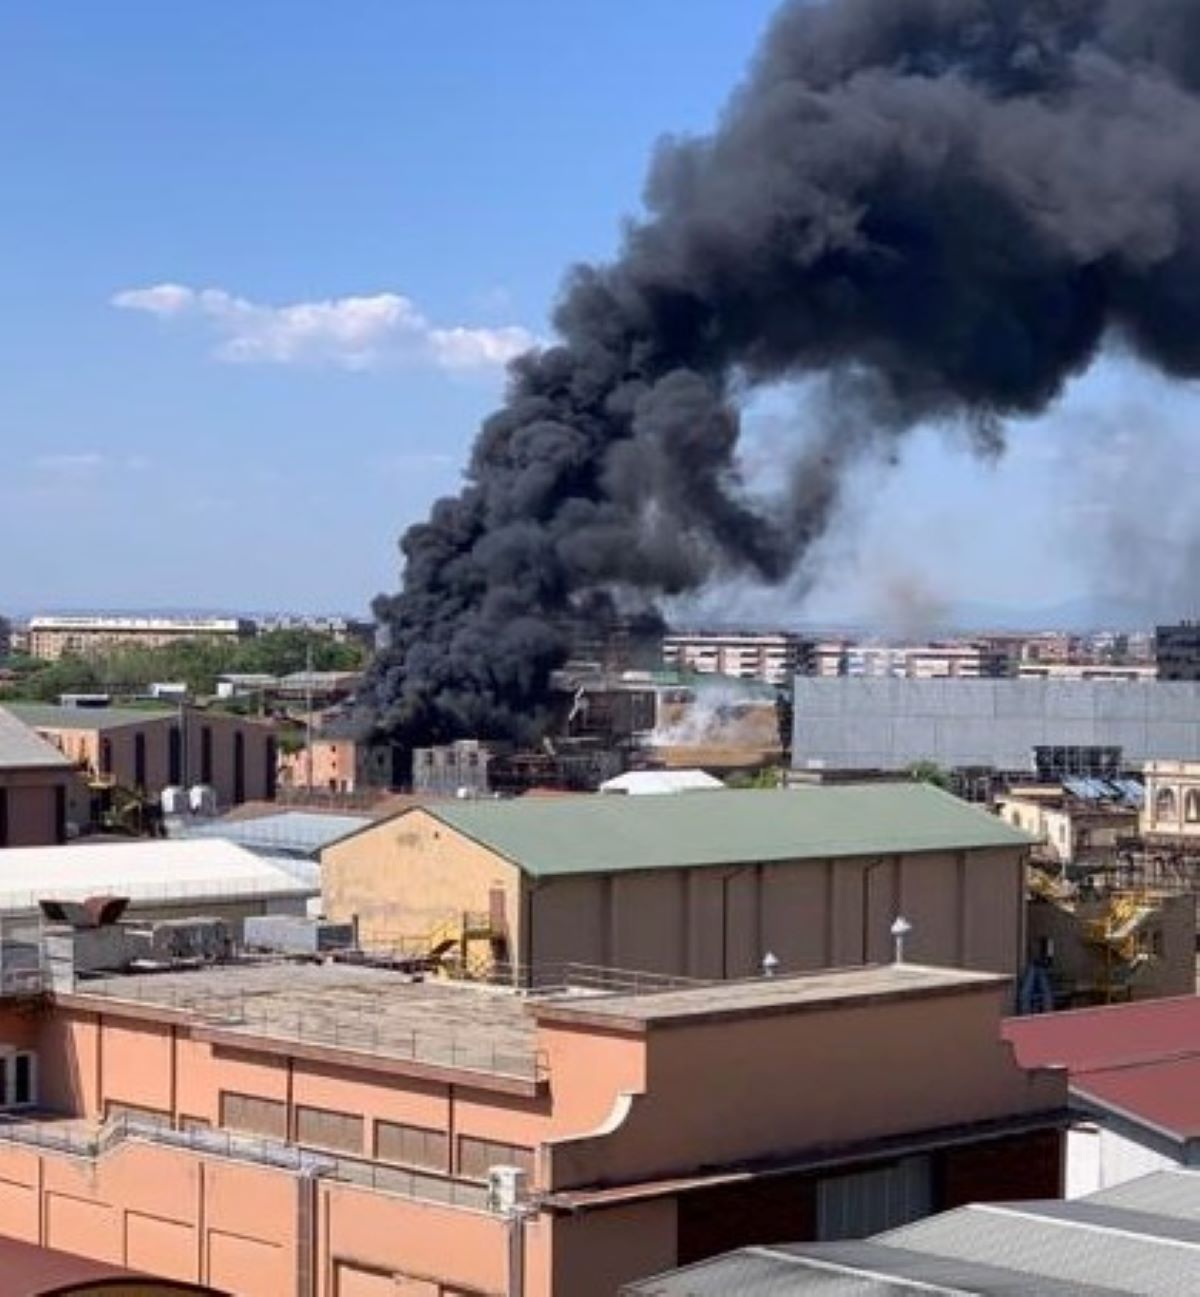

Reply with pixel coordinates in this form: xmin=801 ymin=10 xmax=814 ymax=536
xmin=890 ymin=916 xmax=913 ymax=964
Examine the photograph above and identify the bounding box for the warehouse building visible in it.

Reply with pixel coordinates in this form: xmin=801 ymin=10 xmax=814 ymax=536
xmin=0 ymin=959 xmax=1065 ymax=1296
xmin=4 ymin=703 xmax=278 ymax=823
xmin=792 ymin=678 xmax=1200 ymax=775
xmin=321 ymin=785 xmax=1032 ymax=978
xmin=0 ymin=838 xmax=314 ymax=935
xmin=623 ymin=1169 xmax=1200 ymax=1295
xmin=0 ymin=710 xmax=71 ymax=848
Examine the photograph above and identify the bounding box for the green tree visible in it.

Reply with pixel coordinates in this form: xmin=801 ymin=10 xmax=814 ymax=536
xmin=906 ymin=760 xmax=950 ymax=789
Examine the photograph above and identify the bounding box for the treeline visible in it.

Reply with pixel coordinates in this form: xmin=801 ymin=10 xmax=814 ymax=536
xmin=1 ymin=629 xmax=367 ymax=701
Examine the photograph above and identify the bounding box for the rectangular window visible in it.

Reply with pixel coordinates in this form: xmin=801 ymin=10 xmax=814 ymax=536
xmin=375 ymin=1120 xmax=449 ymax=1172
xmin=200 ymin=727 xmax=213 ymax=785
xmin=13 ymin=1054 xmax=32 ymax=1106
xmin=219 ymin=1091 xmax=287 ymax=1140
xmin=456 ymin=1135 xmax=535 ymax=1182
xmin=295 ymin=1105 xmax=363 ymax=1155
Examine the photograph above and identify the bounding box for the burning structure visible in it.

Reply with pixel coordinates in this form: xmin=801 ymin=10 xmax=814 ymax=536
xmin=366 ymin=0 xmax=1200 ymax=753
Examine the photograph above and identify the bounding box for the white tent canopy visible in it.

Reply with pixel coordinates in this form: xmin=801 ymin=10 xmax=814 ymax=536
xmin=599 ymin=769 xmax=725 ymax=796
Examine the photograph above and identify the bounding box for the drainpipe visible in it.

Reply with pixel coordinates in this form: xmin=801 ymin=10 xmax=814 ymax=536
xmin=295 ymin=1158 xmax=332 ymax=1297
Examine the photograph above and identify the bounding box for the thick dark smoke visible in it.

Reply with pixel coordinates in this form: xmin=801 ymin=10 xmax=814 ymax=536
xmin=366 ymin=0 xmax=1200 ymax=746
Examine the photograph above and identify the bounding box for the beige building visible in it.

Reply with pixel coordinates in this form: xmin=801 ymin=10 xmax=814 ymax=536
xmin=321 ymin=785 xmax=1032 ymax=979
xmin=0 ymin=710 xmax=71 ymax=848
xmin=661 ymin=631 xmax=812 ymax=685
xmin=813 ymin=641 xmax=1014 ymax=679
xmin=1141 ymin=760 xmax=1200 ymax=839
xmin=28 ymin=615 xmax=252 ymax=662
xmin=3 ymin=705 xmax=278 ymax=823
xmin=994 ymin=789 xmax=1138 ymax=869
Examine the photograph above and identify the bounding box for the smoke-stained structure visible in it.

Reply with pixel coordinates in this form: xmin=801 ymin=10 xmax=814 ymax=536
xmin=366 ymin=0 xmax=1200 ymax=746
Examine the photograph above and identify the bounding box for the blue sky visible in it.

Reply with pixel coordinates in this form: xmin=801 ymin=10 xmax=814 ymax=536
xmin=2 ymin=1 xmax=1198 ymax=625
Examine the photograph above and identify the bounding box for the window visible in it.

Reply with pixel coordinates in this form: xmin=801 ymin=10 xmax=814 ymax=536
xmin=169 ymin=725 xmax=183 ymax=785
xmin=376 ymin=1120 xmax=449 ymax=1172
xmin=265 ymin=736 xmax=278 ymax=800
xmin=0 ymin=1051 xmax=36 ymax=1108
xmin=457 ymin=1135 xmax=535 ymax=1181
xmin=134 ymin=733 xmax=147 ymax=789
xmin=1155 ymin=786 xmax=1179 ymax=821
xmin=233 ymin=732 xmax=246 ymax=804
xmin=220 ymin=1091 xmax=287 ymax=1140
xmin=100 ymin=738 xmax=113 ymax=777
xmin=295 ymin=1105 xmax=363 ymax=1155
xmin=200 ymin=727 xmax=213 ymax=784
xmin=1186 ymin=791 xmax=1200 ymax=824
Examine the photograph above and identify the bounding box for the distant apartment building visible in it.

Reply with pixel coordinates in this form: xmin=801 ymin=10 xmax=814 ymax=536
xmin=28 ymin=615 xmax=253 ymax=662
xmin=813 ymin=640 xmax=1014 ymax=679
xmin=1016 ymin=661 xmax=1157 ymax=681
xmin=1155 ymin=621 xmax=1200 ymax=680
xmin=662 ymin=630 xmax=812 ymax=685
xmin=3 ymin=704 xmax=277 ymax=823
xmin=252 ymin=613 xmax=373 ymax=646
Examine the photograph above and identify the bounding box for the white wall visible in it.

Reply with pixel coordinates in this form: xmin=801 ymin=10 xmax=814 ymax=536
xmin=1066 ymin=1122 xmax=1180 ymax=1198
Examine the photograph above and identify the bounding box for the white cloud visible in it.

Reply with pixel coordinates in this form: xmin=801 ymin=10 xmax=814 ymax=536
xmin=112 ymin=282 xmax=536 ymax=372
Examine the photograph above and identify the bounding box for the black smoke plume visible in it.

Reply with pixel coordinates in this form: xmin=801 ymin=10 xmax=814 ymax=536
xmin=366 ymin=0 xmax=1200 ymax=746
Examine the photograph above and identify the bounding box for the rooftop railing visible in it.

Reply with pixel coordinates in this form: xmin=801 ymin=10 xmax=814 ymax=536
xmin=0 ymin=1113 xmax=493 ymax=1213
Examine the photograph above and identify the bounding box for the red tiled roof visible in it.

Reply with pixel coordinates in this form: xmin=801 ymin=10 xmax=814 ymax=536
xmin=1073 ymin=1055 xmax=1200 ymax=1140
xmin=1004 ymin=996 xmax=1200 ymax=1071
xmin=1003 ymin=997 xmax=1200 ymax=1142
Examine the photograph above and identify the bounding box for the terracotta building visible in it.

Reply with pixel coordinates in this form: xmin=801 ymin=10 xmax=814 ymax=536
xmin=0 ymin=958 xmax=1064 ymax=1296
xmin=0 ymin=709 xmax=71 ymax=848
xmin=321 ymin=785 xmax=1033 ymax=978
xmin=3 ymin=705 xmax=278 ymax=822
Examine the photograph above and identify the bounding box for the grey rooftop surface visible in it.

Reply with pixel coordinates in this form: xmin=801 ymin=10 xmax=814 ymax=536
xmin=0 ymin=708 xmax=71 ymax=771
xmin=623 ymin=1169 xmax=1200 ymax=1295
xmin=3 ymin=702 xmax=175 ymax=733
xmin=416 ymin=784 xmax=1031 ymax=878
xmin=69 ymin=961 xmax=540 ymax=1081
xmin=535 ymin=964 xmax=1005 ymax=1030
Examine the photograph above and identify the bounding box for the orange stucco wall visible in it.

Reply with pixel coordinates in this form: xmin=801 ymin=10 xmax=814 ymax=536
xmin=545 ymin=982 xmax=1063 ymax=1190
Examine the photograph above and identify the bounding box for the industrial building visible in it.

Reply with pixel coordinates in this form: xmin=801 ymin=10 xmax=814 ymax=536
xmin=791 ymin=678 xmax=1200 ymax=776
xmin=0 ymin=956 xmax=1065 ymax=1296
xmin=1006 ymin=997 xmax=1200 ymax=1197
xmin=26 ymin=615 xmax=253 ymax=662
xmin=0 ymin=709 xmax=71 ymax=847
xmin=321 ymin=785 xmax=1031 ymax=977
xmin=661 ymin=630 xmax=812 ymax=685
xmin=4 ymin=703 xmax=278 ymax=825
xmin=622 ymin=1169 xmax=1200 ymax=1295
xmin=0 ymin=838 xmax=314 ymax=934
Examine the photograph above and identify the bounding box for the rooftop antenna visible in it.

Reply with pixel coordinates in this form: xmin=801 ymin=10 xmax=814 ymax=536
xmin=890 ymin=916 xmax=912 ymax=964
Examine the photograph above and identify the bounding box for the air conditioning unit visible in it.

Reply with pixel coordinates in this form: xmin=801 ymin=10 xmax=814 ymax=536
xmin=487 ymin=1165 xmax=529 ymax=1214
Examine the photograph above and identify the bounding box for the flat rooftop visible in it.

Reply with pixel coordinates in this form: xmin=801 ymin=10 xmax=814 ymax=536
xmin=68 ymin=961 xmax=541 ymax=1081
xmin=533 ymin=963 xmax=1006 ymax=1030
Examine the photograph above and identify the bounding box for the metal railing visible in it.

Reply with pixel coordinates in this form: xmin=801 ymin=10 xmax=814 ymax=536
xmin=67 ymin=978 xmax=548 ymax=1082
xmin=0 ymin=1113 xmax=493 ymax=1213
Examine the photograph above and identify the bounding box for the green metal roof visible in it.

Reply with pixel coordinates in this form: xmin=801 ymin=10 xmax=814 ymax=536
xmin=2 ymin=703 xmax=176 ymax=733
xmin=426 ymin=784 xmax=1032 ymax=878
